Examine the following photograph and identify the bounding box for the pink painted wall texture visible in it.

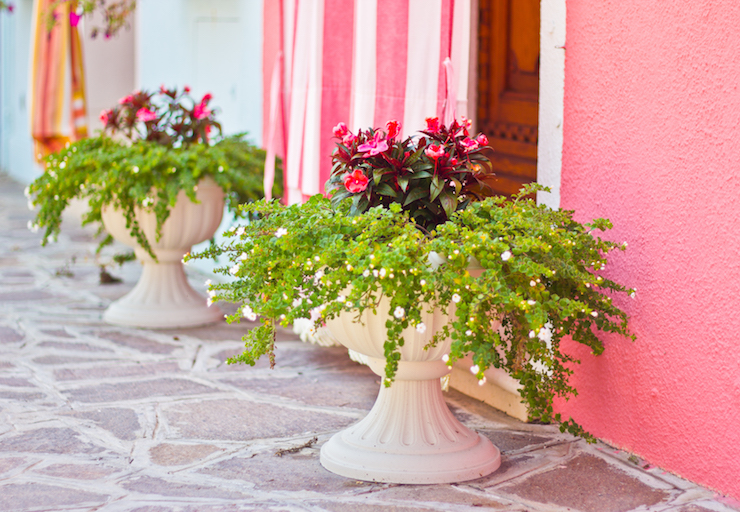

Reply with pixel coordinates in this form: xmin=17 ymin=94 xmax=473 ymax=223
xmin=558 ymin=0 xmax=740 ymax=498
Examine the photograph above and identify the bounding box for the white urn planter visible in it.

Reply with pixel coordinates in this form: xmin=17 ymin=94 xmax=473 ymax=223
xmin=100 ymin=177 xmax=225 ymax=328
xmin=321 ymin=295 xmax=501 ymax=484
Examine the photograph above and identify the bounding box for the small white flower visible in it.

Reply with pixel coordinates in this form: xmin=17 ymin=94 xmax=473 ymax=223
xmin=27 ymin=200 xmax=35 ymax=211
xmin=478 ymin=377 xmax=487 ymax=386
xmin=363 ymin=269 xmax=370 ymax=277
xmin=275 ymin=227 xmax=288 ymax=238
xmin=346 ymin=301 xmax=353 ymax=308
xmin=336 ymin=295 xmax=346 ymax=303
xmin=591 ymin=311 xmax=598 ymax=318
xmin=240 ymin=252 xmax=248 ymax=261
xmin=530 ymin=280 xmax=536 ymax=287
xmin=585 ymin=283 xmax=591 ymax=288
xmin=346 ymin=264 xmax=353 ymax=271
xmin=501 ymin=251 xmax=512 ymax=261
xmin=420 ymin=279 xmax=426 ymax=286
xmin=370 ymin=254 xmax=375 ymax=260
xmin=59 ymin=161 xmax=66 ymax=169
xmin=218 ymin=165 xmax=224 ymax=172
xmin=393 ymin=306 xmax=405 ymax=319
xmin=229 ymin=263 xmax=241 ymax=276
xmin=208 ymin=289 xmax=217 ymax=298
xmin=379 ymin=268 xmax=387 ymax=278
xmin=132 ymin=165 xmax=139 ymax=174
xmin=452 ymin=293 xmax=461 ymax=303
xmin=470 ymin=364 xmax=480 ymax=375
xmin=372 ymin=269 xmax=379 ymax=277
xmin=453 ymin=249 xmax=459 ymax=255
xmin=630 ymin=289 xmax=637 ymax=299
xmin=205 ymin=279 xmax=212 ymax=287
xmin=236 ymin=227 xmax=246 ymax=236
xmin=314 ymin=256 xmax=320 ymax=261
xmin=207 ymin=298 xmax=214 ymax=307
xmin=527 ymin=300 xmax=536 ymax=306
xmin=529 ymin=330 xmax=536 ymax=338
xmin=442 ymin=354 xmax=450 ymax=363
xmin=23 ymin=186 xmax=31 ymax=198
xmin=242 ymin=305 xmax=257 ymax=321
xmin=465 ymin=330 xmax=473 ymax=336
xmin=416 ymin=322 xmax=426 ymax=333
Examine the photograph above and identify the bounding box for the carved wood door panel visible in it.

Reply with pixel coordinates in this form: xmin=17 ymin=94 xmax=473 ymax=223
xmin=477 ymin=0 xmax=540 ymax=196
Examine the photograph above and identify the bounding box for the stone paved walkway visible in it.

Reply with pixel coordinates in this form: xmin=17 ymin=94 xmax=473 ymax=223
xmin=1 ymin=173 xmax=738 ymax=512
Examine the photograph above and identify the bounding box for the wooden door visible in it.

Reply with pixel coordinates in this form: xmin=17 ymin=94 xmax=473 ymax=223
xmin=477 ymin=0 xmax=540 ymax=196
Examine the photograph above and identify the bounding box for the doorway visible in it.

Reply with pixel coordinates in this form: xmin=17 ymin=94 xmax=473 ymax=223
xmin=476 ymin=0 xmax=540 ymax=196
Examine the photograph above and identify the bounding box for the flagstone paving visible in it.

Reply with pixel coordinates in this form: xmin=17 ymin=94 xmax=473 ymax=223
xmin=1 ymin=172 xmax=738 ymax=512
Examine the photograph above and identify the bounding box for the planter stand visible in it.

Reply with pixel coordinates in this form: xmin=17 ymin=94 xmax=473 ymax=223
xmin=101 ymin=178 xmax=225 ymax=329
xmin=322 ymin=299 xmax=501 ymax=484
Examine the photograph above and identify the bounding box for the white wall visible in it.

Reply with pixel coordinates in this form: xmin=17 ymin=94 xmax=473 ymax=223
xmin=136 ymin=0 xmax=263 ymax=142
xmin=0 ymin=0 xmax=39 ymax=184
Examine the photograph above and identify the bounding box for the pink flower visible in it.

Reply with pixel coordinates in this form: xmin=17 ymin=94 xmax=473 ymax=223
xmin=69 ymin=11 xmax=81 ymax=27
xmin=159 ymin=84 xmax=168 ymax=94
xmin=193 ymin=101 xmax=211 ymax=120
xmin=425 ymin=117 xmax=441 ymax=133
xmin=343 ymin=169 xmax=369 ymax=193
xmin=460 ymin=137 xmax=479 ymax=152
xmin=136 ymin=107 xmax=157 ymax=122
xmin=200 ymin=93 xmax=213 ymax=103
xmin=333 ymin=122 xmax=349 ymax=138
xmin=386 ymin=120 xmax=401 ymax=140
xmin=425 ymin=144 xmax=445 ymax=160
xmin=184 ymin=85 xmax=191 ymax=93
xmin=118 ymin=94 xmax=133 ymax=105
xmin=448 ymin=157 xmax=459 ymax=167
xmin=99 ymin=109 xmax=112 ymax=125
xmin=342 ymin=133 xmax=357 ymax=145
xmin=7 ymin=4 xmax=14 ymax=13
xmin=357 ymin=133 xmax=389 ymax=156
xmin=476 ymin=133 xmax=489 ymax=146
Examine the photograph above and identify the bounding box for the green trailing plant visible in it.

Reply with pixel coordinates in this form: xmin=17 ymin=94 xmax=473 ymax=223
xmin=27 ymin=86 xmax=282 ymax=260
xmin=189 ymin=118 xmax=634 ymax=440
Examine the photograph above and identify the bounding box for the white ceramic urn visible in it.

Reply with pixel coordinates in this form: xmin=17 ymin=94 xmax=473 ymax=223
xmin=100 ymin=177 xmax=225 ymax=328
xmin=321 ymin=294 xmax=501 ymax=484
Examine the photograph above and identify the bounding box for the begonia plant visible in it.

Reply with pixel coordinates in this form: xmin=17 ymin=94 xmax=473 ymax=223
xmin=27 ymin=86 xmax=281 ymax=260
xmin=190 ymin=118 xmax=635 ymax=440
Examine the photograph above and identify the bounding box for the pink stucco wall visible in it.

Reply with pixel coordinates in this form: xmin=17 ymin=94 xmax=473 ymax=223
xmin=558 ymin=0 xmax=740 ymax=498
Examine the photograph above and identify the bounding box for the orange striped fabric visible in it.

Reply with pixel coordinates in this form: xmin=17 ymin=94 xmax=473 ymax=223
xmin=30 ymin=0 xmax=88 ymax=161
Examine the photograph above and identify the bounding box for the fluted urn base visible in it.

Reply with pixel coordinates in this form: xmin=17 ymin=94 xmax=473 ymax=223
xmin=320 ymin=358 xmax=501 ymax=484
xmin=100 ymin=177 xmax=225 ymax=329
xmin=103 ymin=260 xmax=223 ymax=328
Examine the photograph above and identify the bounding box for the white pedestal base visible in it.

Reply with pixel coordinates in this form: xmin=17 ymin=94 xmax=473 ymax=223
xmin=103 ymin=260 xmax=222 ymax=329
xmin=320 ymin=361 xmax=501 ymax=484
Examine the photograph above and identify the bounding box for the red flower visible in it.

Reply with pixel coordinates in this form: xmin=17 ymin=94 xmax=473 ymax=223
xmin=386 ymin=120 xmax=401 ymax=140
xmin=357 ymin=133 xmax=389 ymax=156
xmin=476 ymin=133 xmax=489 ymax=146
xmin=424 ymin=144 xmax=445 ymax=160
xmin=184 ymin=85 xmax=191 ymax=93
xmin=343 ymin=169 xmax=369 ymax=193
xmin=118 ymin=94 xmax=133 ymax=105
xmin=425 ymin=117 xmax=441 ymax=133
xmin=333 ymin=122 xmax=349 ymax=138
xmin=99 ymin=109 xmax=112 ymax=125
xmin=200 ymin=93 xmax=213 ymax=103
xmin=460 ymin=137 xmax=479 ymax=152
xmin=136 ymin=107 xmax=157 ymax=122
xmin=69 ymin=11 xmax=81 ymax=27
xmin=193 ymin=101 xmax=211 ymax=120
xmin=159 ymin=84 xmax=168 ymax=95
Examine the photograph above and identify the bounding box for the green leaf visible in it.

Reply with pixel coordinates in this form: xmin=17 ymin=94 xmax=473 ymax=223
xmin=439 ymin=190 xmax=457 ymax=218
xmin=408 ymin=170 xmax=432 ymax=181
xmin=397 ymin=176 xmax=410 ymax=192
xmin=376 ymin=183 xmax=397 ymax=197
xmin=403 ymin=186 xmax=428 ymax=206
xmin=430 ymin=175 xmax=443 ymax=202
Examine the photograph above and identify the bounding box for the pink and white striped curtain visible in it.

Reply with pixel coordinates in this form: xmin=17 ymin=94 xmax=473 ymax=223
xmin=263 ymin=0 xmax=473 ymax=204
